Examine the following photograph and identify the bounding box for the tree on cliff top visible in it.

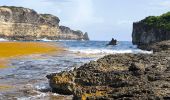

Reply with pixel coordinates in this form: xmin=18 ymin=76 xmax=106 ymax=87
xmin=142 ymin=12 xmax=170 ymax=30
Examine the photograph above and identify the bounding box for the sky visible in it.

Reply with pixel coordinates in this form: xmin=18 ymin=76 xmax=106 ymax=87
xmin=0 ymin=0 xmax=170 ymax=41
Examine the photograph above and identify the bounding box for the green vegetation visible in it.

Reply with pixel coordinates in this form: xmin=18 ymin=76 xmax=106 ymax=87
xmin=1 ymin=6 xmax=24 ymax=10
xmin=142 ymin=12 xmax=170 ymax=30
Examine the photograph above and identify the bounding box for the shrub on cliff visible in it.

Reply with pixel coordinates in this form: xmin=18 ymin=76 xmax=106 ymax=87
xmin=142 ymin=12 xmax=170 ymax=30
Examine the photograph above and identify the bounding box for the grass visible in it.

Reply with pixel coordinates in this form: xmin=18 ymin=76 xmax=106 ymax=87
xmin=0 ymin=42 xmax=62 ymax=68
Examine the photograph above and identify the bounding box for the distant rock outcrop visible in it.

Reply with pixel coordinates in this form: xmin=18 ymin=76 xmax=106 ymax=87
xmin=132 ymin=12 xmax=170 ymax=49
xmin=59 ymin=26 xmax=89 ymax=40
xmin=107 ymin=38 xmax=117 ymax=45
xmin=0 ymin=6 xmax=89 ymax=41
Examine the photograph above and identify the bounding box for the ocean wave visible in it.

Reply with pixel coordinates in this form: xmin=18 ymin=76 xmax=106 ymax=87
xmin=69 ymin=48 xmax=153 ymax=54
xmin=37 ymin=38 xmax=54 ymax=42
xmin=37 ymin=38 xmax=81 ymax=42
xmin=0 ymin=38 xmax=9 ymax=41
xmin=17 ymin=91 xmax=73 ymax=100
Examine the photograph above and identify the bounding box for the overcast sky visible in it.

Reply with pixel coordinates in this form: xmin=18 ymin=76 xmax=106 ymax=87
xmin=0 ymin=0 xmax=170 ymax=41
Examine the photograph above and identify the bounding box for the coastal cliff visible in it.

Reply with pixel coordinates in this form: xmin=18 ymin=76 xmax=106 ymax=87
xmin=132 ymin=12 xmax=170 ymax=49
xmin=0 ymin=6 xmax=89 ymax=40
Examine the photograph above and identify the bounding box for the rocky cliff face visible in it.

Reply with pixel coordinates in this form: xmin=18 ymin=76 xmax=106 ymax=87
xmin=59 ymin=26 xmax=89 ymax=40
xmin=0 ymin=6 xmax=89 ymax=40
xmin=132 ymin=12 xmax=170 ymax=49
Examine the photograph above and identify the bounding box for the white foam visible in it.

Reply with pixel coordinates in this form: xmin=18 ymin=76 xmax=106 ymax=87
xmin=57 ymin=40 xmax=78 ymax=41
xmin=38 ymin=38 xmax=53 ymax=42
xmin=17 ymin=91 xmax=73 ymax=100
xmin=0 ymin=38 xmax=8 ymax=41
xmin=37 ymin=38 xmax=80 ymax=42
xmin=69 ymin=48 xmax=152 ymax=54
xmin=34 ymin=83 xmax=50 ymax=90
xmin=18 ymin=92 xmax=47 ymax=100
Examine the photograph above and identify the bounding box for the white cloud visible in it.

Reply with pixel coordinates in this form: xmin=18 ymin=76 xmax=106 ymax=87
xmin=72 ymin=0 xmax=103 ymax=24
xmin=58 ymin=0 xmax=104 ymax=30
xmin=148 ymin=0 xmax=170 ymax=9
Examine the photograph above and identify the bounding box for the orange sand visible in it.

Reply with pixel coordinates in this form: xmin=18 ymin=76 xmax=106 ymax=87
xmin=0 ymin=42 xmax=62 ymax=68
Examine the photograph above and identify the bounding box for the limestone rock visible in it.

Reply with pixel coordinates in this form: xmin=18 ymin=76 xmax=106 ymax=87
xmin=132 ymin=12 xmax=170 ymax=50
xmin=59 ymin=26 xmax=89 ymax=40
xmin=0 ymin=6 xmax=89 ymax=41
xmin=83 ymin=32 xmax=89 ymax=40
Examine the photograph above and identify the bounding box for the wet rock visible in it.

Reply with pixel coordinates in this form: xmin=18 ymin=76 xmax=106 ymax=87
xmin=139 ymin=40 xmax=170 ymax=52
xmin=107 ymin=38 xmax=117 ymax=45
xmin=47 ymin=45 xmax=170 ymax=99
xmin=129 ymin=63 xmax=141 ymax=71
xmin=47 ymin=71 xmax=75 ymax=95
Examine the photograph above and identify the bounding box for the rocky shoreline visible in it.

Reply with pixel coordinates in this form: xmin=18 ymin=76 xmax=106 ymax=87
xmin=46 ymin=40 xmax=170 ymax=100
xmin=47 ymin=11 xmax=170 ymax=99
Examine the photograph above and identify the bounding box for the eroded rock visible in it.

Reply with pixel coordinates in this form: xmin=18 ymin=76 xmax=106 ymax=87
xmin=0 ymin=6 xmax=89 ymax=41
xmin=47 ymin=45 xmax=170 ymax=99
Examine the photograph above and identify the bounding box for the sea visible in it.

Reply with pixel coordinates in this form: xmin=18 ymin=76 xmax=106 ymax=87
xmin=0 ymin=40 xmax=152 ymax=100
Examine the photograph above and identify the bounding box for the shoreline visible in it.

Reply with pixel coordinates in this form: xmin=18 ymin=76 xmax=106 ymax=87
xmin=47 ymin=40 xmax=170 ymax=99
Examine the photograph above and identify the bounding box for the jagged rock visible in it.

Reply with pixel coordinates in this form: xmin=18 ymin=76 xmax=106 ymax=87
xmin=83 ymin=32 xmax=89 ymax=40
xmin=0 ymin=6 xmax=89 ymax=41
xmin=47 ymin=43 xmax=170 ymax=99
xmin=107 ymin=38 xmax=117 ymax=45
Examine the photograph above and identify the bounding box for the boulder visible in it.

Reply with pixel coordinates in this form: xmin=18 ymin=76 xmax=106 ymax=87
xmin=107 ymin=38 xmax=117 ymax=45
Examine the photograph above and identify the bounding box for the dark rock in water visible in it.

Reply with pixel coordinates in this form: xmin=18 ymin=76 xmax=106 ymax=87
xmin=83 ymin=32 xmax=89 ymax=40
xmin=132 ymin=12 xmax=170 ymax=50
xmin=47 ymin=42 xmax=170 ymax=99
xmin=107 ymin=38 xmax=117 ymax=45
